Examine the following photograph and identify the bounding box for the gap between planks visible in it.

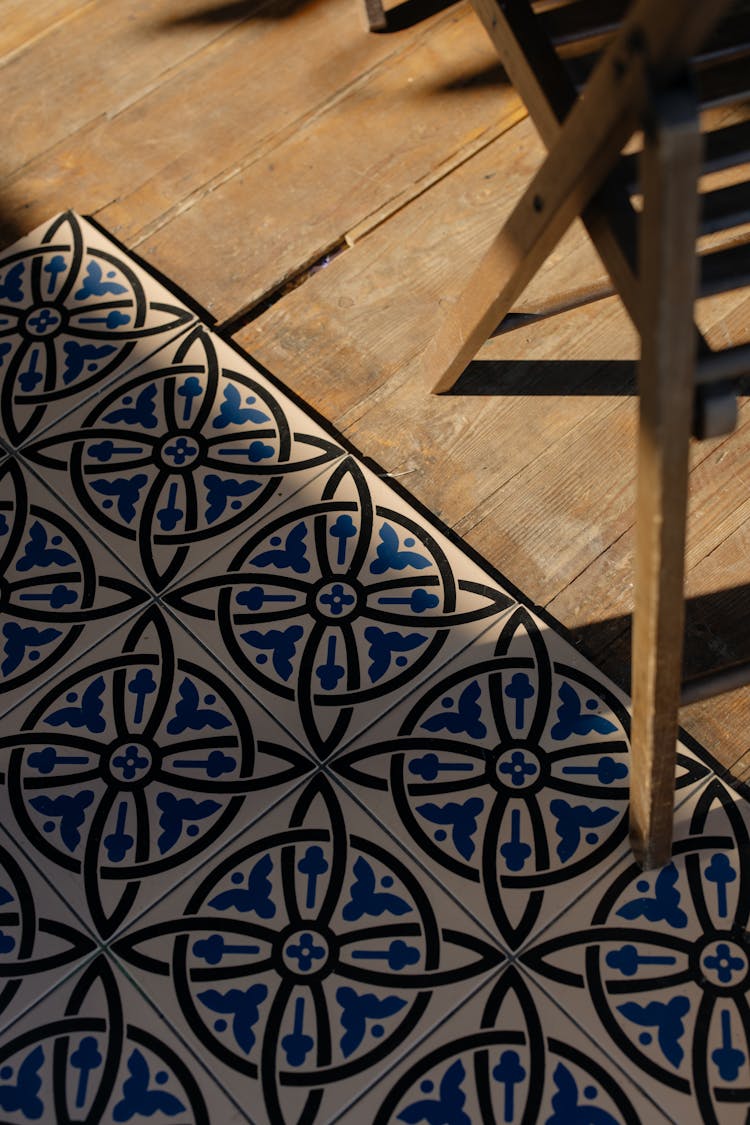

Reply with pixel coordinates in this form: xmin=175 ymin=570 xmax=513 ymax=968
xmin=124 ymin=3 xmax=496 ymax=249
xmin=214 ymin=104 xmax=529 ymax=331
xmin=344 ymin=102 xmax=528 ymax=245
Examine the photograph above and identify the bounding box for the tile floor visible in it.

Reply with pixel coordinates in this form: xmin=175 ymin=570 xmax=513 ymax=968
xmin=0 ymin=212 xmax=748 ymax=1124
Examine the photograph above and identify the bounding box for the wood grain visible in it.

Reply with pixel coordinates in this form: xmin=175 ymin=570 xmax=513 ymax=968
xmin=0 ymin=0 xmax=94 ymax=63
xmin=2 ymin=0 xmax=291 ymax=177
xmin=1 ymin=0 xmax=418 ymax=246
xmin=134 ymin=4 xmax=523 ymax=320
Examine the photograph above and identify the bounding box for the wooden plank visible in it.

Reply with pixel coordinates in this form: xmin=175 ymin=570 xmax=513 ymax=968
xmin=1 ymin=0 xmax=438 ymax=249
xmin=547 ymin=405 xmax=749 ymax=635
xmin=545 ymin=398 xmax=750 ymax=776
xmin=698 ymin=282 xmax=750 ymax=348
xmin=678 ymin=487 xmax=750 ymax=776
xmin=451 ymin=387 xmax=637 ymax=597
xmin=0 ymin=0 xmax=93 ymax=63
xmin=133 ymin=4 xmax=523 ymax=320
xmin=233 ymin=115 xmax=554 ymax=413
xmin=3 ymin=0 xmax=274 ymax=175
xmin=337 ymin=297 xmax=637 ymax=541
xmin=345 ymin=101 xmax=528 ymax=245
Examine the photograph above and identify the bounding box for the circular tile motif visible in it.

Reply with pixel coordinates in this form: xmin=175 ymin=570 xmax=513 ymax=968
xmin=0 ymin=459 xmax=147 ymax=696
xmin=167 ymin=458 xmax=512 ymax=756
xmin=1 ymin=607 xmax=313 ymax=937
xmin=26 ymin=327 xmax=342 ymax=589
xmin=113 ymin=776 xmax=503 ymax=1123
xmin=0 ymin=212 xmax=193 ymax=445
xmin=522 ymin=780 xmax=750 ymax=1124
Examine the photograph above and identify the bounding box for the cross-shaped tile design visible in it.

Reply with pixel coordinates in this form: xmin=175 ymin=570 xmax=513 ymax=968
xmin=0 ymin=212 xmax=747 ymax=1124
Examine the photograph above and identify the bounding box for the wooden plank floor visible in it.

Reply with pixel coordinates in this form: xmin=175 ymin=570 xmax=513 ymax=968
xmin=4 ymin=0 xmax=750 ymax=780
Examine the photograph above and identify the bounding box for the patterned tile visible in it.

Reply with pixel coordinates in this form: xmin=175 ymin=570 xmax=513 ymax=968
xmin=0 ymin=954 xmax=248 ymax=1122
xmin=164 ymin=455 xmax=515 ymax=759
xmin=0 ymin=830 xmax=97 ymax=1035
xmin=347 ymin=965 xmax=668 ymax=1124
xmin=0 ymin=211 xmax=196 ymax=450
xmin=0 ymin=605 xmax=315 ymax=941
xmin=0 ymin=456 xmax=149 ymax=718
xmin=110 ymin=774 xmax=505 ymax=1125
xmin=518 ymin=773 xmax=750 ymax=1124
xmin=22 ymin=322 xmax=346 ymax=592
xmin=0 ymin=215 xmax=747 ymax=1123
xmin=330 ymin=605 xmax=712 ymax=949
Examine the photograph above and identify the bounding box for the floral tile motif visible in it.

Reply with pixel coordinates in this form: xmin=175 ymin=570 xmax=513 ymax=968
xmin=0 ymin=456 xmax=150 ymax=718
xmin=22 ymin=323 xmax=345 ymax=592
xmin=0 ymin=955 xmax=249 ymax=1123
xmin=351 ymin=965 xmax=667 ymax=1124
xmin=0 ymin=605 xmax=315 ymax=941
xmin=0 ymin=212 xmax=196 ymax=449
xmin=330 ymin=605 xmax=712 ymax=949
xmin=111 ymin=774 xmax=504 ymax=1125
xmin=0 ymin=830 xmax=97 ymax=1035
xmin=0 ymin=214 xmax=748 ymax=1123
xmin=519 ymin=774 xmax=750 ymax=1124
xmin=164 ymin=455 xmax=515 ymax=759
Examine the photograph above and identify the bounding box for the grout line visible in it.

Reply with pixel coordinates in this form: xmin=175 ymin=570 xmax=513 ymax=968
xmin=514 ymin=962 xmax=679 ymax=1124
xmin=106 ymin=768 xmax=320 ymax=945
xmin=0 ymin=946 xmax=104 ymax=1039
xmin=323 ymin=767 xmax=511 ymax=952
xmin=325 ymin=963 xmax=507 ymax=1124
xmin=105 ymin=948 xmax=257 ymax=1123
xmin=159 ymin=604 xmax=318 ymax=761
xmin=0 ymin=590 xmax=156 ymax=725
xmin=322 ymin=600 xmax=519 ymax=766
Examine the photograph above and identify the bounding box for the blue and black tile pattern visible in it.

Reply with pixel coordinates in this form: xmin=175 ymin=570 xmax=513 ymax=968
xmin=0 ymin=212 xmax=747 ymax=1123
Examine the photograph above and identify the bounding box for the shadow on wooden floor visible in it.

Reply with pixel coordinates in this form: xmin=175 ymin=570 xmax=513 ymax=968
xmin=158 ymin=0 xmax=317 ymax=25
xmin=0 ymin=200 xmax=42 ymax=255
xmin=378 ymin=0 xmax=460 ymax=32
xmin=430 ymin=60 xmax=511 ymax=91
xmin=451 ymin=359 xmax=637 ymax=396
xmin=451 ymin=359 xmax=750 ymax=400
xmin=159 ymin=0 xmax=458 ymax=28
xmin=572 ymin=583 xmax=750 ymax=692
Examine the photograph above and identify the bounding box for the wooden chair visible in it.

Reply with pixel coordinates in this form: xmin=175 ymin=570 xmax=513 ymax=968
xmin=422 ymin=0 xmax=750 ymax=868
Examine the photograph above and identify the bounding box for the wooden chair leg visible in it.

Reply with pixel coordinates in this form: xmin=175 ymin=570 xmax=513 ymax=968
xmin=629 ymin=81 xmax=701 ymax=869
xmin=362 ymin=0 xmax=387 ymax=31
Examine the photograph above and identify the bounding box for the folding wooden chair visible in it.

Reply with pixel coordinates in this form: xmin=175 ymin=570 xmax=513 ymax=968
xmin=423 ymin=0 xmax=750 ymax=868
